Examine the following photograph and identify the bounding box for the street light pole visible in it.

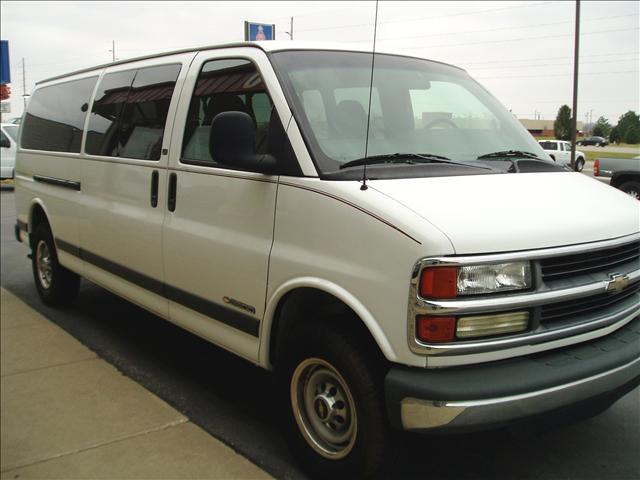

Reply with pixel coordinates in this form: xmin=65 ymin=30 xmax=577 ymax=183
xmin=22 ymin=58 xmax=28 ymax=110
xmin=570 ymin=0 xmax=580 ymax=169
xmin=285 ymin=17 xmax=294 ymax=40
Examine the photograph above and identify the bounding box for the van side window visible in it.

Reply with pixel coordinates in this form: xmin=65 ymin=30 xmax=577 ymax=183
xmin=118 ymin=64 xmax=181 ymax=160
xmin=86 ymin=70 xmax=136 ymax=156
xmin=86 ymin=64 xmax=181 ymax=160
xmin=21 ymin=76 xmax=97 ymax=153
xmin=182 ymin=58 xmax=274 ymax=167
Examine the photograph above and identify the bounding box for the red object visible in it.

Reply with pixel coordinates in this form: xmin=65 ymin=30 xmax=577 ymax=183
xmin=0 ymin=84 xmax=10 ymax=101
xmin=593 ymin=159 xmax=599 ymax=177
xmin=419 ymin=266 xmax=458 ymax=298
xmin=416 ymin=316 xmax=456 ymax=342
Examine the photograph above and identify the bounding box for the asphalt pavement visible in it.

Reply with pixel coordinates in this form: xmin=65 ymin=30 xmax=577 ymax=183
xmin=1 ymin=186 xmax=639 ymax=480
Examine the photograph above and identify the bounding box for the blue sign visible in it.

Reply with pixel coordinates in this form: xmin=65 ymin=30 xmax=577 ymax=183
xmin=0 ymin=40 xmax=10 ymax=84
xmin=244 ymin=22 xmax=275 ymax=41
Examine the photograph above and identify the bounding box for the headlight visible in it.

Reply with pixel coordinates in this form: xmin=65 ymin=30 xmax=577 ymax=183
xmin=457 ymin=262 xmax=531 ymax=296
xmin=419 ymin=262 xmax=531 ymax=298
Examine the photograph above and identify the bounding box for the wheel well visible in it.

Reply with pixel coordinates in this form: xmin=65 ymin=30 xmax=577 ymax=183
xmin=29 ymin=204 xmax=49 ymax=247
xmin=268 ymin=288 xmax=386 ymax=369
xmin=610 ymin=174 xmax=640 ymax=189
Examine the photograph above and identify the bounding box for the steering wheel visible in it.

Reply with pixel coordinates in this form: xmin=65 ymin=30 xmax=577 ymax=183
xmin=423 ymin=118 xmax=458 ymax=129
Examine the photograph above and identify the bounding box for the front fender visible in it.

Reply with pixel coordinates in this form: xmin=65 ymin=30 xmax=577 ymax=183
xmin=258 ymin=277 xmax=397 ymax=368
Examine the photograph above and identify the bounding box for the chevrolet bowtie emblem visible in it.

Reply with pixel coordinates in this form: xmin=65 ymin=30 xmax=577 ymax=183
xmin=605 ymin=273 xmax=630 ymax=294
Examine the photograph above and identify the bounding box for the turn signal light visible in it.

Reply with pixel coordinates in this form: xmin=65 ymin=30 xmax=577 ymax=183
xmin=416 ymin=316 xmax=456 ymax=342
xmin=594 ymin=159 xmax=600 ymax=176
xmin=419 ymin=267 xmax=457 ymax=299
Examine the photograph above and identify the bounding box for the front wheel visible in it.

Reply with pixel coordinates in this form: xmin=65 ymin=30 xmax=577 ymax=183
xmin=31 ymin=223 xmax=80 ymax=306
xmin=277 ymin=322 xmax=392 ymax=479
xmin=574 ymin=158 xmax=585 ymax=172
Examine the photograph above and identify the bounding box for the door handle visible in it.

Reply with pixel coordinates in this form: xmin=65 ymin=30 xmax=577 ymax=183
xmin=150 ymin=170 xmax=159 ymax=207
xmin=167 ymin=172 xmax=177 ymax=212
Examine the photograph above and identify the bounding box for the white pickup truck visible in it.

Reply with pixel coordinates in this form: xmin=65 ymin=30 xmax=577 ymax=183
xmin=538 ymin=139 xmax=586 ymax=171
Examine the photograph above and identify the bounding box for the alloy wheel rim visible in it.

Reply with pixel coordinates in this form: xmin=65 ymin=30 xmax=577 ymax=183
xmin=36 ymin=240 xmax=53 ymax=289
xmin=291 ymin=358 xmax=357 ymax=459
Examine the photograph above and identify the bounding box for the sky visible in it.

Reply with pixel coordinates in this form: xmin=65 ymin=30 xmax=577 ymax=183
xmin=1 ymin=0 xmax=638 ymax=125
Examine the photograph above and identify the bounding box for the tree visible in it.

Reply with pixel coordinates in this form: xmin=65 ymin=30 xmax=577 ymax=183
xmin=592 ymin=116 xmax=612 ymax=138
xmin=610 ymin=125 xmax=622 ymax=143
xmin=610 ymin=111 xmax=639 ymax=144
xmin=624 ymin=126 xmax=640 ymax=145
xmin=554 ymin=105 xmax=572 ymax=140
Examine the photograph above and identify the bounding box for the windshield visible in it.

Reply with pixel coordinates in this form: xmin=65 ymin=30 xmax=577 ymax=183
xmin=271 ymin=50 xmax=547 ymax=177
xmin=3 ymin=125 xmax=19 ymax=142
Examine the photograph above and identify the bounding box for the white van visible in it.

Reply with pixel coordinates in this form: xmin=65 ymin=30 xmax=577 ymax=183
xmin=13 ymin=42 xmax=640 ymax=478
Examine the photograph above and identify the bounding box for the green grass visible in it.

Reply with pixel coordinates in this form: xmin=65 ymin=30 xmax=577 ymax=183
xmin=584 ymin=151 xmax=638 ymax=162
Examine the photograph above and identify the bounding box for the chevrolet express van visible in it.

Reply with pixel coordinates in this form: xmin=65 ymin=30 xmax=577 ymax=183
xmin=14 ymin=42 xmax=640 ymax=478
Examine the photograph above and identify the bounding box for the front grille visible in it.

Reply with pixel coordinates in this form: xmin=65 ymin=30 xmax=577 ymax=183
xmin=540 ymin=281 xmax=640 ymax=324
xmin=540 ymin=240 xmax=640 ymax=281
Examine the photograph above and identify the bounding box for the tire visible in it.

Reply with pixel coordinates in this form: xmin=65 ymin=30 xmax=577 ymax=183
xmin=618 ymin=181 xmax=640 ymax=200
xmin=574 ymin=158 xmax=585 ymax=172
xmin=31 ymin=223 xmax=80 ymax=306
xmin=549 ymin=155 xmax=555 ymax=162
xmin=276 ymin=321 xmax=392 ymax=479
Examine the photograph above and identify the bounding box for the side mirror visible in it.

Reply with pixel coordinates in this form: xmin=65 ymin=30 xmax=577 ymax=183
xmin=210 ymin=111 xmax=276 ymax=174
xmin=0 ymin=138 xmax=10 ymax=148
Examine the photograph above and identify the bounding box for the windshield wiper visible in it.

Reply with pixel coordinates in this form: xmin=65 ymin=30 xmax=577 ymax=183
xmin=340 ymin=153 xmax=488 ymax=170
xmin=477 ymin=150 xmax=539 ymax=160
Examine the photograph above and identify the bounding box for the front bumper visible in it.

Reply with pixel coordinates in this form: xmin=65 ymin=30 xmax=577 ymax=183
xmin=386 ymin=317 xmax=640 ymax=432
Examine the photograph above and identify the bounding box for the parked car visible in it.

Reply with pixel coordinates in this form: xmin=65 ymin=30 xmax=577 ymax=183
xmin=594 ymin=155 xmax=640 ymax=199
xmin=538 ymin=139 xmax=586 ymax=171
xmin=0 ymin=122 xmax=19 ymax=179
xmin=578 ymin=136 xmax=609 ymax=147
xmin=13 ymin=42 xmax=640 ymax=479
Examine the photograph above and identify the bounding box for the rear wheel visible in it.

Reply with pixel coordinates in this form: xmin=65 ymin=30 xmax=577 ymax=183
xmin=618 ymin=181 xmax=640 ymax=200
xmin=31 ymin=223 xmax=80 ymax=306
xmin=277 ymin=321 xmax=392 ymax=479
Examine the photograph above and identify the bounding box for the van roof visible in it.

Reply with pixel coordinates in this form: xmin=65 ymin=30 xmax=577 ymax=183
xmin=37 ymin=41 xmax=465 ymax=85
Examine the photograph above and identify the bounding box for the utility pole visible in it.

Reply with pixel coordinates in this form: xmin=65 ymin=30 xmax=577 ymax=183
xmin=570 ymin=0 xmax=580 ymax=169
xmin=22 ymin=58 xmax=28 ymax=110
xmin=584 ymin=112 xmax=589 ymax=134
xmin=285 ymin=17 xmax=294 ymax=40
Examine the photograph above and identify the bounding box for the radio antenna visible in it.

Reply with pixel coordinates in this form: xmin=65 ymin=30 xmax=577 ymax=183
xmin=361 ymin=0 xmax=379 ymax=191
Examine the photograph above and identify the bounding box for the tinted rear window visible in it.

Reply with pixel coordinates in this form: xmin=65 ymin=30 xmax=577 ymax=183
xmin=539 ymin=141 xmax=556 ymax=149
xmin=86 ymin=64 xmax=181 ymax=160
xmin=21 ymin=77 xmax=97 ymax=153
